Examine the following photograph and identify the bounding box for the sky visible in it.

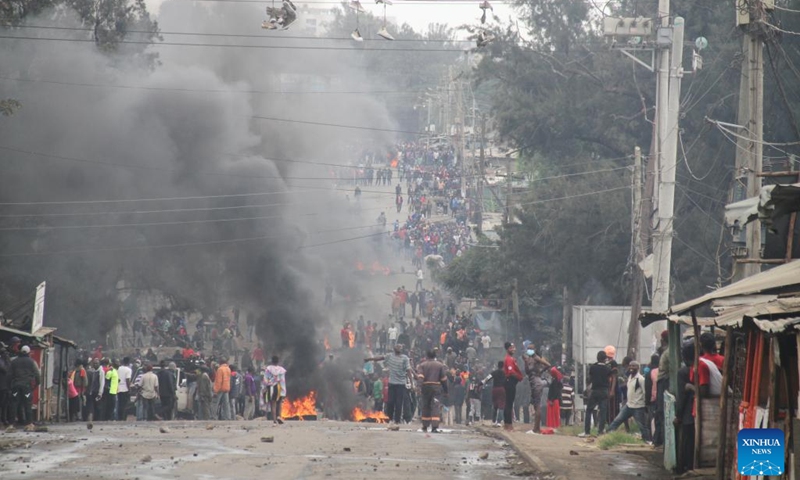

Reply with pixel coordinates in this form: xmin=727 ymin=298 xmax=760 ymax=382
xmin=145 ymin=0 xmax=519 ymax=40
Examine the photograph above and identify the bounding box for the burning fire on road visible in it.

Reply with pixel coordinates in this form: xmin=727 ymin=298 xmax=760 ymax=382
xmin=281 ymin=392 xmax=318 ymax=421
xmin=354 ymin=260 xmax=391 ymax=276
xmin=351 ymin=407 xmax=390 ymax=423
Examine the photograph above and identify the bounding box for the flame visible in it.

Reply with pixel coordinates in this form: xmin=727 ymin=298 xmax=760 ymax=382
xmin=355 ymin=260 xmax=391 ymax=276
xmin=323 ymin=336 xmax=330 ymax=351
xmin=370 ymin=261 xmax=391 ymax=276
xmin=281 ymin=391 xmax=317 ymax=420
xmin=352 ymin=406 xmax=390 ymax=423
xmin=348 ymin=330 xmax=355 ymax=349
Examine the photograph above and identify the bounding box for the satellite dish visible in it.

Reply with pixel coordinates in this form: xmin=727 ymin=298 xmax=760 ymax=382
xmin=695 ymin=37 xmax=708 ymax=50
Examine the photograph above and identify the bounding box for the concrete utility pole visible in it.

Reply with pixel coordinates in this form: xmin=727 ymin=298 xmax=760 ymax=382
xmin=505 ymin=156 xmax=513 ymax=224
xmin=476 ymin=114 xmax=486 ymax=233
xmin=626 ymin=146 xmax=644 ymax=360
xmin=651 ymin=8 xmax=684 ymax=317
xmin=732 ymin=0 xmax=768 ymax=281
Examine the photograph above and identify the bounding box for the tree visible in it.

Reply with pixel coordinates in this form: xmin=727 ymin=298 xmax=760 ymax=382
xmin=0 ymin=99 xmax=21 ymax=116
xmin=438 ymin=0 xmax=800 ymax=349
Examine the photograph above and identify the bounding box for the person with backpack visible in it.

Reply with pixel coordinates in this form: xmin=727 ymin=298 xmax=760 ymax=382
xmin=605 ymin=361 xmax=651 ymax=442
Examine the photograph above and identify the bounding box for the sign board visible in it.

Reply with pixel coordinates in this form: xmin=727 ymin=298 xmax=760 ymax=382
xmin=31 ymin=281 xmax=46 ymax=334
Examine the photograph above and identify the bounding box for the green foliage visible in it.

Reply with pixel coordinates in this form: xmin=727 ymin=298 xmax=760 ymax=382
xmin=597 ymin=431 xmax=644 ymax=450
xmin=0 ymin=99 xmax=21 ymax=116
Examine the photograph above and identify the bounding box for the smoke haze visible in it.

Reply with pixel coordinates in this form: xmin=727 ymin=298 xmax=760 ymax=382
xmin=0 ymin=1 xmax=426 ymax=393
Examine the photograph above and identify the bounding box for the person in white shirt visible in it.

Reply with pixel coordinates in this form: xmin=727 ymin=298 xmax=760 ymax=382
xmin=416 ymin=269 xmax=424 ymax=291
xmin=116 ymin=357 xmax=133 ymax=421
xmin=481 ymin=333 xmax=491 ymax=350
xmin=387 ymin=324 xmax=398 ymax=348
xmin=606 ymin=361 xmax=651 ymax=442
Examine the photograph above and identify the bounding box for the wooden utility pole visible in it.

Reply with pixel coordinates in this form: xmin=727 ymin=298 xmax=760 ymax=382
xmin=732 ymin=0 xmax=767 ymax=281
xmin=627 ymin=146 xmax=644 ymax=360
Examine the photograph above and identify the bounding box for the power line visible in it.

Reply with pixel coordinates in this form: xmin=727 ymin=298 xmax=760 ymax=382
xmin=0 ymin=74 xmax=428 ymax=96
xmin=0 ymin=211 xmax=314 ymax=231
xmin=0 ymin=222 xmax=385 ymax=257
xmin=251 ymin=114 xmax=424 ymax=134
xmin=0 ymin=34 xmax=464 ymax=52
xmin=515 ymin=185 xmax=630 ymax=207
xmin=8 ymin=24 xmax=472 ymax=44
xmin=0 ymin=188 xmax=305 ymax=206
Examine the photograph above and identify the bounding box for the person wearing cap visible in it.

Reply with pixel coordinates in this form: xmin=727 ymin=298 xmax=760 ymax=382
xmin=605 ymin=360 xmax=651 ymax=442
xmin=10 ymin=345 xmax=40 ymax=429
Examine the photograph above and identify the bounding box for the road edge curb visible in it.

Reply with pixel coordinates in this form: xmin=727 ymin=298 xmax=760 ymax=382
xmin=475 ymin=426 xmax=552 ymax=475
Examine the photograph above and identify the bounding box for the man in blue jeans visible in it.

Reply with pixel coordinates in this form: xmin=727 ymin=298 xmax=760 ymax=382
xmin=580 ymin=350 xmax=612 ymax=437
xmin=605 ymin=360 xmax=651 ymax=442
xmin=365 ymin=343 xmax=414 ymax=425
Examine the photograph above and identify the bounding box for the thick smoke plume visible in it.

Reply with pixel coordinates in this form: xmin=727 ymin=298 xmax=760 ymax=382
xmin=0 ymin=1 xmax=408 ymax=395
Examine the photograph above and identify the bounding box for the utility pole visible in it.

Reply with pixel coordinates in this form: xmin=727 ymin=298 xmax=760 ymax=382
xmin=732 ymin=0 xmax=768 ymax=281
xmin=627 ymin=146 xmax=644 ymax=360
xmin=512 ymin=278 xmax=520 ymax=340
xmin=476 ymin=114 xmax=486 ymax=234
xmin=651 ymin=9 xmax=684 ymax=318
xmin=455 ymin=77 xmax=466 ymax=208
xmin=505 ymin=156 xmax=513 ymax=224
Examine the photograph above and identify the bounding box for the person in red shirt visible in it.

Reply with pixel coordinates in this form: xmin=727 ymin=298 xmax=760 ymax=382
xmin=252 ymin=345 xmax=265 ymax=369
xmin=503 ymin=342 xmax=524 ymax=431
xmin=696 ymin=333 xmax=724 ymax=398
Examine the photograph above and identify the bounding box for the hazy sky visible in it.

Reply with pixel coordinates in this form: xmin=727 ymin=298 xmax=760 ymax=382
xmin=146 ymin=0 xmax=519 ymax=40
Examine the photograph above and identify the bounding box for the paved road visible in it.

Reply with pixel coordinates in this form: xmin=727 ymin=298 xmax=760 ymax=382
xmin=0 ymin=420 xmax=530 ymax=480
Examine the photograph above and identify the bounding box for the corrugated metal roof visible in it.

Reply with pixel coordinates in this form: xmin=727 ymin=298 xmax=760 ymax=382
xmin=669 ymin=260 xmax=800 ymax=315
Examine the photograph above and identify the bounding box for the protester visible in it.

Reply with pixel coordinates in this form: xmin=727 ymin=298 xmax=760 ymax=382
xmin=502 ymin=342 xmax=523 ymax=431
xmin=546 ymin=367 xmax=563 ymax=429
xmin=157 ymin=360 xmax=177 ymax=420
xmin=264 ymin=355 xmax=287 ymax=424
xmin=605 ymin=361 xmax=650 ymax=442
xmin=10 ymin=345 xmax=40 ymax=429
xmin=212 ymin=358 xmax=232 ymax=421
xmin=365 ymin=344 xmax=413 ymax=426
xmin=580 ymin=350 xmax=612 ymax=437
xmin=560 ymin=376 xmax=574 ymax=426
xmin=139 ymin=363 xmax=159 ymax=421
xmin=243 ymin=366 xmax=257 ymax=420
xmin=674 ymin=342 xmax=696 ymax=474
xmin=523 ymin=341 xmax=550 ymax=433
xmin=196 ymin=364 xmax=213 ymax=421
xmin=117 ymin=357 xmax=132 ymax=421
xmin=416 ymin=349 xmax=447 ymax=433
